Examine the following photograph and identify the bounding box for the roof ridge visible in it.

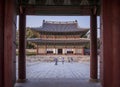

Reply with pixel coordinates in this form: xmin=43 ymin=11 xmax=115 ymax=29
xmin=43 ymin=20 xmax=78 ymax=24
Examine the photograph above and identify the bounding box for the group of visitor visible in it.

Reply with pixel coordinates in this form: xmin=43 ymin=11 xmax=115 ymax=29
xmin=54 ymin=57 xmax=73 ymax=65
xmin=68 ymin=57 xmax=73 ymax=63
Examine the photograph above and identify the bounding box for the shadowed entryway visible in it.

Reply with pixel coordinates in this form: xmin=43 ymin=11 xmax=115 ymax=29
xmin=58 ymin=49 xmax=63 ymax=54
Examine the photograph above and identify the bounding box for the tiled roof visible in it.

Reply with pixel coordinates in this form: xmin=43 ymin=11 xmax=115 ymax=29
xmin=31 ymin=20 xmax=89 ymax=33
xmin=27 ymin=38 xmax=90 ymax=44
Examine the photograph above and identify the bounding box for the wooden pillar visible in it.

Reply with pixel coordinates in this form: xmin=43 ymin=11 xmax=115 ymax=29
xmin=45 ymin=44 xmax=47 ymax=55
xmin=101 ymin=1 xmax=113 ymax=87
xmin=0 ymin=1 xmax=4 ymax=87
xmin=81 ymin=47 xmax=84 ymax=55
xmin=112 ymin=2 xmax=120 ymax=87
xmin=4 ymin=0 xmax=17 ymax=87
xmin=53 ymin=35 xmax=56 ymax=55
xmin=102 ymin=1 xmax=120 ymax=87
xmin=90 ymin=7 xmax=98 ymax=82
xmin=18 ymin=7 xmax=26 ymax=82
xmin=45 ymin=33 xmax=47 ymax=55
xmin=54 ymin=46 xmax=57 ymax=55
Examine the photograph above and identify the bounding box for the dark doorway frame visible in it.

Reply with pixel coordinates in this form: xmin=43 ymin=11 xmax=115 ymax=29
xmin=58 ymin=49 xmax=63 ymax=54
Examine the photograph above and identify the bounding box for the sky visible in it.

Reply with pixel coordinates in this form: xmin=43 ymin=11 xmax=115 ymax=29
xmin=17 ymin=16 xmax=100 ymax=37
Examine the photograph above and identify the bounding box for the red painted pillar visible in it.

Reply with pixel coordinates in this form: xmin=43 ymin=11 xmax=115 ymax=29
xmin=18 ymin=8 xmax=26 ymax=82
xmin=81 ymin=47 xmax=84 ymax=55
xmin=112 ymin=2 xmax=120 ymax=87
xmin=0 ymin=1 xmax=4 ymax=87
xmin=90 ymin=7 xmax=98 ymax=82
xmin=101 ymin=1 xmax=113 ymax=87
xmin=4 ymin=0 xmax=17 ymax=87
xmin=102 ymin=1 xmax=120 ymax=87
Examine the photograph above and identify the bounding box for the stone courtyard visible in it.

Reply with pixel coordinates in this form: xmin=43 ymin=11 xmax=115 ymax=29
xmin=15 ymin=55 xmax=101 ymax=87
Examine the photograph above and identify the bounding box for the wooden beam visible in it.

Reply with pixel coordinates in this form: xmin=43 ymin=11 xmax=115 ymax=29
xmin=20 ymin=5 xmax=94 ymax=15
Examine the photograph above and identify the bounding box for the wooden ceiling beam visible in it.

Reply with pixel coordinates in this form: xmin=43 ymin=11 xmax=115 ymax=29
xmin=17 ymin=5 xmax=100 ymax=15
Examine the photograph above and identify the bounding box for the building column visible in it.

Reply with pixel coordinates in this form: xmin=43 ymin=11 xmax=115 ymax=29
xmin=101 ymin=1 xmax=113 ymax=87
xmin=73 ymin=47 xmax=76 ymax=54
xmin=18 ymin=8 xmax=26 ymax=82
xmin=63 ymin=48 xmax=65 ymax=54
xmin=55 ymin=48 xmax=57 ymax=55
xmin=112 ymin=3 xmax=120 ymax=87
xmin=0 ymin=1 xmax=4 ymax=87
xmin=81 ymin=47 xmax=84 ymax=55
xmin=90 ymin=7 xmax=98 ymax=82
xmin=45 ymin=44 xmax=47 ymax=54
xmin=102 ymin=1 xmax=120 ymax=87
xmin=4 ymin=0 xmax=17 ymax=87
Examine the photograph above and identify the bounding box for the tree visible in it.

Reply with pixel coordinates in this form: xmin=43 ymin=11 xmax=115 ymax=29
xmin=16 ymin=27 xmax=40 ymax=49
xmin=26 ymin=27 xmax=40 ymax=49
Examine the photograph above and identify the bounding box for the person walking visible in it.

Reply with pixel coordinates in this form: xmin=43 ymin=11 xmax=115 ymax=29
xmin=54 ymin=58 xmax=58 ymax=65
xmin=62 ymin=57 xmax=64 ymax=64
xmin=71 ymin=57 xmax=73 ymax=62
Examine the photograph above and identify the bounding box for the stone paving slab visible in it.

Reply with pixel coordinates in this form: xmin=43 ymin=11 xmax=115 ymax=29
xmin=15 ymin=79 xmax=101 ymax=87
xmin=15 ymin=61 xmax=101 ymax=87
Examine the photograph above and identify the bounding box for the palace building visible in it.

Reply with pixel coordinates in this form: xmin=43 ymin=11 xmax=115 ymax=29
xmin=28 ymin=20 xmax=90 ymax=55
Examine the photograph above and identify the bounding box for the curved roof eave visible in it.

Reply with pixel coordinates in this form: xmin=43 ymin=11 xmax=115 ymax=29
xmin=31 ymin=27 xmax=89 ymax=33
xmin=27 ymin=38 xmax=90 ymax=44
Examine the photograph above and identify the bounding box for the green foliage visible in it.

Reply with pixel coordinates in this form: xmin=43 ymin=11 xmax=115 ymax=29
xmin=26 ymin=27 xmax=40 ymax=49
xmin=82 ymin=34 xmax=87 ymax=38
xmin=16 ymin=49 xmax=37 ymax=56
xmin=84 ymin=43 xmax=90 ymax=49
xmin=97 ymin=38 xmax=100 ymax=49
xmin=26 ymin=27 xmax=39 ymax=38
xmin=84 ymin=38 xmax=101 ymax=49
xmin=16 ymin=27 xmax=40 ymax=49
